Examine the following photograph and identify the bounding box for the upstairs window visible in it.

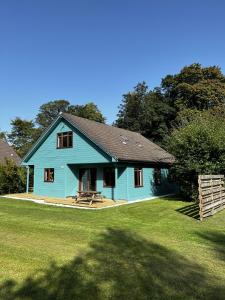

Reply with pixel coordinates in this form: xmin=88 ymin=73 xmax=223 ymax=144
xmin=103 ymin=167 xmax=115 ymax=187
xmin=57 ymin=131 xmax=73 ymax=148
xmin=154 ymin=168 xmax=161 ymax=186
xmin=134 ymin=168 xmax=143 ymax=187
xmin=44 ymin=168 xmax=54 ymax=182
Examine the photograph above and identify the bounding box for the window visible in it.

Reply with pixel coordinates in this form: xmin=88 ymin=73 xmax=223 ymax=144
xmin=57 ymin=131 xmax=73 ymax=148
xmin=44 ymin=168 xmax=54 ymax=182
xmin=134 ymin=168 xmax=143 ymax=187
xmin=103 ymin=167 xmax=115 ymax=187
xmin=154 ymin=168 xmax=161 ymax=186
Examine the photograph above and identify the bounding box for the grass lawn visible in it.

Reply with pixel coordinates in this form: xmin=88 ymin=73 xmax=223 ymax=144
xmin=0 ymin=196 xmax=225 ymax=299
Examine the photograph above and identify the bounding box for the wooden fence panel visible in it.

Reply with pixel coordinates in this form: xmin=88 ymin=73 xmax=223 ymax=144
xmin=198 ymin=175 xmax=225 ymax=220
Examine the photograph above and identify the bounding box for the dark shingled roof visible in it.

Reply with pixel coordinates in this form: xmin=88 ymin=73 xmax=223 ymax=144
xmin=0 ymin=139 xmax=21 ymax=165
xmin=63 ymin=113 xmax=175 ymax=164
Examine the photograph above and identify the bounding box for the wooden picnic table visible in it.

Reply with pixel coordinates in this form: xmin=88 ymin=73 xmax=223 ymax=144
xmin=75 ymin=191 xmax=103 ymax=206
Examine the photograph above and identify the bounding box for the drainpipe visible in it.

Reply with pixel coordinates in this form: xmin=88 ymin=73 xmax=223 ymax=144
xmin=26 ymin=166 xmax=30 ymax=194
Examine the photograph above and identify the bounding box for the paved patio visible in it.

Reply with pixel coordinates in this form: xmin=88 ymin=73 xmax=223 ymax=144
xmin=4 ymin=193 xmax=127 ymax=209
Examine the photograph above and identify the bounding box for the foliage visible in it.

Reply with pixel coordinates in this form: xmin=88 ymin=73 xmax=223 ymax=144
xmin=116 ymin=64 xmax=225 ymax=144
xmin=7 ymin=118 xmax=41 ymax=158
xmin=167 ymin=109 xmax=225 ymax=199
xmin=0 ymin=159 xmax=26 ymax=194
xmin=36 ymin=100 xmax=71 ymax=128
xmin=115 ymin=82 xmax=174 ymax=143
xmin=36 ymin=100 xmax=105 ymax=129
xmin=69 ymin=102 xmax=106 ymax=123
xmin=0 ymin=131 xmax=6 ymax=140
xmin=162 ymin=63 xmax=225 ymax=111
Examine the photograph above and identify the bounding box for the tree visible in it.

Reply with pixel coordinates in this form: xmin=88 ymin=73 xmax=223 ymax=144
xmin=36 ymin=100 xmax=71 ymax=128
xmin=69 ymin=102 xmax=106 ymax=123
xmin=161 ymin=63 xmax=225 ymax=111
xmin=0 ymin=159 xmax=26 ymax=194
xmin=0 ymin=131 xmax=6 ymax=140
xmin=116 ymin=82 xmax=148 ymax=133
xmin=167 ymin=109 xmax=225 ymax=200
xmin=7 ymin=118 xmax=41 ymax=158
xmin=36 ymin=100 xmax=106 ymax=128
xmin=139 ymin=89 xmax=175 ymax=143
xmin=115 ymin=82 xmax=174 ymax=143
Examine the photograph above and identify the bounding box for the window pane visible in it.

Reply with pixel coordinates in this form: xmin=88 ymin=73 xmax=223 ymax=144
xmin=63 ymin=135 xmax=67 ymax=147
xmin=57 ymin=132 xmax=73 ymax=148
xmin=68 ymin=133 xmax=73 ymax=147
xmin=44 ymin=168 xmax=54 ymax=182
xmin=134 ymin=168 xmax=143 ymax=187
xmin=104 ymin=168 xmax=115 ymax=187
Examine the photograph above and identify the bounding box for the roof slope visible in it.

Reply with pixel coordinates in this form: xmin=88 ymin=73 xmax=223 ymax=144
xmin=0 ymin=139 xmax=21 ymax=165
xmin=63 ymin=113 xmax=175 ymax=164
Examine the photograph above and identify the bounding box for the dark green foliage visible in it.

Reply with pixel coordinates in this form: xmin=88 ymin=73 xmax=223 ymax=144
xmin=0 ymin=159 xmax=26 ymax=194
xmin=0 ymin=131 xmax=6 ymax=140
xmin=68 ymin=102 xmax=106 ymax=123
xmin=167 ymin=109 xmax=225 ymax=200
xmin=162 ymin=63 xmax=225 ymax=111
xmin=116 ymin=64 xmax=225 ymax=144
xmin=36 ymin=100 xmax=71 ymax=128
xmin=7 ymin=118 xmax=41 ymax=158
xmin=115 ymin=82 xmax=174 ymax=143
xmin=36 ymin=100 xmax=105 ymax=129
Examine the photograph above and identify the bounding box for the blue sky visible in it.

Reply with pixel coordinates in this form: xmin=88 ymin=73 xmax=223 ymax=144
xmin=1 ymin=0 xmax=225 ymax=131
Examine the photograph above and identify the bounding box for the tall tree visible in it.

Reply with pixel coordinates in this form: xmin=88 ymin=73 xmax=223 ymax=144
xmin=115 ymin=82 xmax=174 ymax=143
xmin=36 ymin=100 xmax=71 ymax=128
xmin=7 ymin=118 xmax=40 ymax=158
xmin=116 ymin=82 xmax=148 ymax=133
xmin=69 ymin=102 xmax=106 ymax=123
xmin=36 ymin=100 xmax=106 ymax=129
xmin=161 ymin=63 xmax=225 ymax=111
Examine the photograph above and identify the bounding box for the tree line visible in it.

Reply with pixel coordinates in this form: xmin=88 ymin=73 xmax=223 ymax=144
xmin=2 ymin=63 xmax=225 ymax=199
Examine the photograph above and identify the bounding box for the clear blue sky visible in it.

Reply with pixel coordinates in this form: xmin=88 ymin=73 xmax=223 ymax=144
xmin=1 ymin=0 xmax=225 ymax=131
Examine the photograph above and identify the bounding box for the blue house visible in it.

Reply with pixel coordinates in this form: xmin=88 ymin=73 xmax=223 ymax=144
xmin=22 ymin=113 xmax=176 ymax=201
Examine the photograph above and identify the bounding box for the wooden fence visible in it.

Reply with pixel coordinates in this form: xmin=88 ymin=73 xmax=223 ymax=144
xmin=198 ymin=175 xmax=225 ymax=221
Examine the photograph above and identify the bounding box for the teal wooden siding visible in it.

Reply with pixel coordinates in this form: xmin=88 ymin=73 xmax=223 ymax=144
xmin=24 ymin=119 xmax=177 ymax=200
xmin=25 ymin=119 xmax=112 ymax=198
xmin=124 ymin=166 xmax=177 ymax=201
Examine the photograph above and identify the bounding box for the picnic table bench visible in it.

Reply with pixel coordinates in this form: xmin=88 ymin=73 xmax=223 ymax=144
xmin=75 ymin=191 xmax=103 ymax=206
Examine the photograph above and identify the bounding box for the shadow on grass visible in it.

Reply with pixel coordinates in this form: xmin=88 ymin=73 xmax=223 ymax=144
xmin=0 ymin=228 xmax=224 ymax=300
xmin=196 ymin=231 xmax=225 ymax=262
xmin=176 ymin=203 xmax=200 ymax=220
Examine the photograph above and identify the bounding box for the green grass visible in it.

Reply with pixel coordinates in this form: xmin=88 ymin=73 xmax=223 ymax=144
xmin=0 ymin=196 xmax=225 ymax=299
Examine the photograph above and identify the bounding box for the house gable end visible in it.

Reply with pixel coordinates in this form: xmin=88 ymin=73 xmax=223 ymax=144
xmin=22 ymin=117 xmax=113 ymax=165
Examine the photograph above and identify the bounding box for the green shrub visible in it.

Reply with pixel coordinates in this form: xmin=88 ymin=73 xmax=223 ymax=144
xmin=0 ymin=159 xmax=26 ymax=194
xmin=167 ymin=109 xmax=225 ymax=200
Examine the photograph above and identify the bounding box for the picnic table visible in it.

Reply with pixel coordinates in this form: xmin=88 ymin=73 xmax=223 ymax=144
xmin=75 ymin=191 xmax=103 ymax=206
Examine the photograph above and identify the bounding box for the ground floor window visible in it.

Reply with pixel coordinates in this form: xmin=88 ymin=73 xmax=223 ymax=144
xmin=134 ymin=168 xmax=143 ymax=187
xmin=103 ymin=167 xmax=115 ymax=187
xmin=154 ymin=168 xmax=161 ymax=185
xmin=44 ymin=168 xmax=54 ymax=182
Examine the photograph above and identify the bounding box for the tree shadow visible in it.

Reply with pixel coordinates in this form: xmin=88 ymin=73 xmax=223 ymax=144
xmin=176 ymin=203 xmax=200 ymax=220
xmin=196 ymin=231 xmax=225 ymax=262
xmin=0 ymin=228 xmax=224 ymax=300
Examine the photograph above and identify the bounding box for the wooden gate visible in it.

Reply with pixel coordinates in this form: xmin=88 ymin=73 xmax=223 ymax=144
xmin=198 ymin=175 xmax=225 ymax=221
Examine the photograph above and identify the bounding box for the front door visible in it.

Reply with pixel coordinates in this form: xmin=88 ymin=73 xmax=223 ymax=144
xmin=79 ymin=168 xmax=97 ymax=191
